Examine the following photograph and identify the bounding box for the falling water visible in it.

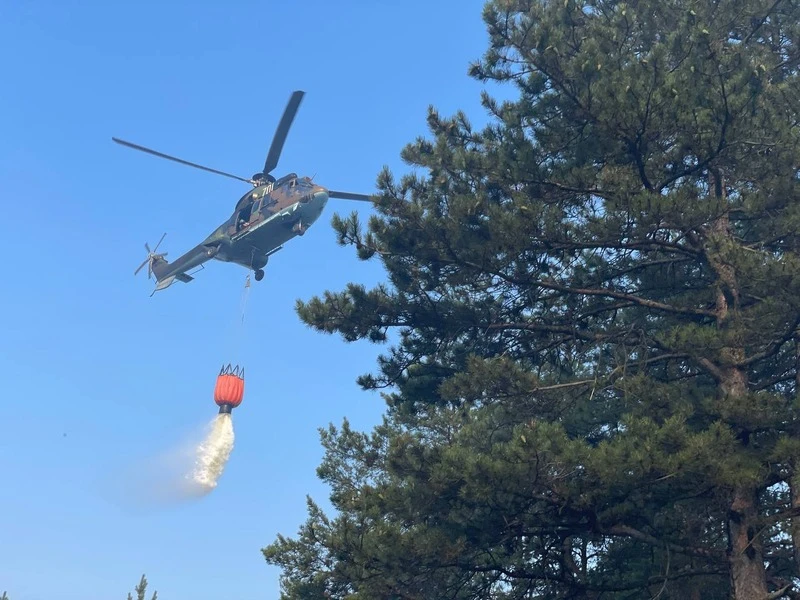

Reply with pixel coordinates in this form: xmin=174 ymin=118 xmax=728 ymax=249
xmin=188 ymin=412 xmax=235 ymax=492
xmin=103 ymin=412 xmax=236 ymax=511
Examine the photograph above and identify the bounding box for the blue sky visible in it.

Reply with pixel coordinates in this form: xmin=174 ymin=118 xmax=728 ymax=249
xmin=0 ymin=1 xmax=496 ymax=598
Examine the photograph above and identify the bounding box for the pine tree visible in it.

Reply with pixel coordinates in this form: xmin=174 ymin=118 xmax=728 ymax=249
xmin=263 ymin=0 xmax=800 ymax=598
xmin=0 ymin=576 xmax=155 ymax=600
xmin=127 ymin=574 xmax=157 ymax=600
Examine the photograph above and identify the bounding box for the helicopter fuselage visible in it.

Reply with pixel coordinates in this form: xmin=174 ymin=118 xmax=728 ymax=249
xmin=209 ymin=172 xmax=329 ymax=270
xmin=155 ymin=172 xmax=329 ymax=282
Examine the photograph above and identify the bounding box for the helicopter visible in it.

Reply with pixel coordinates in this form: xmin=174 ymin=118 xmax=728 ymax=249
xmin=113 ymin=90 xmax=372 ymax=295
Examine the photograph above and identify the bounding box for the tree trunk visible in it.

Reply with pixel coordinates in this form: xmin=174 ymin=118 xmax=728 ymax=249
xmin=792 ymin=332 xmax=800 ymax=573
xmin=705 ymin=170 xmax=769 ymax=599
xmin=792 ymin=475 xmax=800 ymax=574
xmin=728 ymin=484 xmax=769 ymax=599
xmin=721 ymin=364 xmax=768 ymax=600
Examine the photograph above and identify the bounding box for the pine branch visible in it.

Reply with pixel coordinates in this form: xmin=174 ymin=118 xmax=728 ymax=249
xmin=485 ymin=321 xmax=614 ymax=342
xmin=743 ymin=0 xmax=785 ymax=43
xmin=128 ymin=574 xmax=156 ymax=600
xmin=603 ymin=524 xmax=726 ymax=560
xmin=594 ymin=257 xmax=694 ymax=284
xmin=758 ymin=506 xmax=800 ymax=528
xmin=537 ymin=278 xmax=717 ymax=318
xmin=739 ymin=318 xmax=800 ymax=366
xmin=751 ymin=371 xmax=794 ymax=391
xmin=696 ymin=357 xmax=727 ymax=382
xmin=767 ymin=584 xmax=793 ymax=600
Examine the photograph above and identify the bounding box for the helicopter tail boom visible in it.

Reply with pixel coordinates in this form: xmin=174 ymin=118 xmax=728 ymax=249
xmin=135 ymin=233 xmax=208 ymax=295
xmin=148 ymin=266 xmax=195 ymax=296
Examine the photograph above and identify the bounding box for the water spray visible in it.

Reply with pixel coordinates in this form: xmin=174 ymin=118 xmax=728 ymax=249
xmin=186 ymin=364 xmax=245 ymax=492
xmin=106 ymin=277 xmax=252 ymax=510
xmin=188 ymin=412 xmax=235 ymax=492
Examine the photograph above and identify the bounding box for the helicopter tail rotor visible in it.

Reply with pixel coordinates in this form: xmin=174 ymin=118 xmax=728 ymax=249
xmin=135 ymin=233 xmax=169 ymax=279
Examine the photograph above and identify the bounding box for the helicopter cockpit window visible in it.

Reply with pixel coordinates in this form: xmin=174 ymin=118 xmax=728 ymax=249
xmin=291 ymin=177 xmax=312 ymax=189
xmin=274 ymin=173 xmax=298 ymax=187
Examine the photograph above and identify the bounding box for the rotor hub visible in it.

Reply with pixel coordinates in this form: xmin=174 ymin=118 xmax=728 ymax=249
xmin=252 ymin=172 xmax=275 ymax=185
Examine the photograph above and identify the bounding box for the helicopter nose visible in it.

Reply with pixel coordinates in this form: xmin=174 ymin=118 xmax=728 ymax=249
xmin=300 ymin=188 xmax=328 ymax=205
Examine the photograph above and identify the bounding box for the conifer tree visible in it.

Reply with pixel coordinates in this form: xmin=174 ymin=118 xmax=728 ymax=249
xmin=127 ymin=574 xmax=157 ymax=600
xmin=264 ymin=0 xmax=800 ymax=598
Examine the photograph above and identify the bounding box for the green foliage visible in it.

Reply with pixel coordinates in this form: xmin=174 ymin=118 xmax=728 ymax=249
xmin=127 ymin=574 xmax=157 ymax=600
xmin=0 ymin=575 xmax=156 ymax=600
xmin=265 ymin=0 xmax=800 ymax=598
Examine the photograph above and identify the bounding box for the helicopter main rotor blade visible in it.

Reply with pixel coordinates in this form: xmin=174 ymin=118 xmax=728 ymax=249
xmin=262 ymin=90 xmax=305 ymax=176
xmin=135 ymin=258 xmax=150 ymax=276
xmin=328 ymin=190 xmax=373 ymax=202
xmin=152 ymin=232 xmax=167 ymax=253
xmin=112 ymin=137 xmax=254 ymax=184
